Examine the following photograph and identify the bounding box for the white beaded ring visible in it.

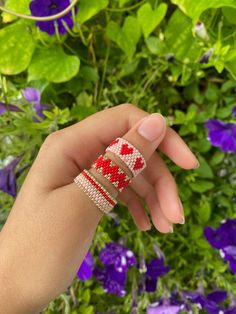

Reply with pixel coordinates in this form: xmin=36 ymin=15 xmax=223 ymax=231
xmin=74 ymin=169 xmax=117 ymax=214
xmin=105 ymin=138 xmax=146 ymax=177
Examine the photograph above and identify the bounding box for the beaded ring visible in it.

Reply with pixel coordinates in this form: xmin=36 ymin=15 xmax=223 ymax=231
xmin=74 ymin=169 xmax=117 ymax=214
xmin=105 ymin=138 xmax=146 ymax=177
xmin=92 ymin=154 xmax=131 ymax=193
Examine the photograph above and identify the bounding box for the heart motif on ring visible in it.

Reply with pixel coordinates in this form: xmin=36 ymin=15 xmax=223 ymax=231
xmin=120 ymin=144 xmax=133 ymax=155
xmin=133 ymin=157 xmax=144 ymax=170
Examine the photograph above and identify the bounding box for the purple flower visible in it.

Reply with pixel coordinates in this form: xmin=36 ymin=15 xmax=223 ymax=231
xmin=0 ymin=157 xmax=21 ymax=197
xmin=94 ymin=242 xmax=136 ymax=296
xmin=147 ymin=304 xmax=182 ymax=314
xmin=199 ymin=48 xmax=214 ymax=64
xmin=184 ymin=291 xmax=221 ymax=313
xmin=205 ymin=119 xmax=236 ymax=153
xmin=220 ymin=246 xmax=236 ymax=274
xmin=145 ymin=258 xmax=170 ymax=292
xmin=93 ymin=265 xmax=127 ymax=297
xmin=29 ymin=0 xmax=77 ymax=35
xmin=204 ymin=219 xmax=236 ymax=274
xmin=23 ymin=87 xmax=51 ymax=121
xmin=23 ymin=87 xmax=41 ymax=104
xmin=0 ymin=102 xmax=22 ymax=115
xmin=77 ymin=251 xmax=94 ymax=281
xmin=99 ymin=242 xmax=136 ymax=273
xmin=232 ymin=106 xmax=236 ymax=117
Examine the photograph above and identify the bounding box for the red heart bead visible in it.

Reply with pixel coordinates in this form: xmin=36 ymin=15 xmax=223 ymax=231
xmin=120 ymin=144 xmax=133 ymax=155
xmin=133 ymin=157 xmax=144 ymax=170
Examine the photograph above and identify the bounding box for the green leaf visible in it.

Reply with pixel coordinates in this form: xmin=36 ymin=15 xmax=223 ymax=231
xmin=77 ymin=0 xmax=108 ymax=24
xmin=198 ymin=199 xmax=211 ymax=223
xmin=189 ymin=180 xmax=214 ymax=193
xmin=137 ymin=3 xmax=167 ymax=38
xmin=0 ymin=22 xmax=35 ymax=75
xmin=222 ymin=7 xmax=236 ymax=24
xmin=165 ymin=9 xmax=202 ymax=61
xmin=171 ymin=0 xmax=236 ymax=24
xmin=28 ymin=46 xmax=80 ymax=83
xmin=225 ymin=54 xmax=236 ymax=80
xmin=195 ymin=156 xmax=214 ymax=179
xmin=106 ymin=17 xmax=141 ymax=59
xmin=2 ymin=0 xmax=30 ymax=22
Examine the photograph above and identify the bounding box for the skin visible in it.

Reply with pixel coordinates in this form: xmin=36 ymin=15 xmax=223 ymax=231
xmin=0 ymin=104 xmax=198 ymax=313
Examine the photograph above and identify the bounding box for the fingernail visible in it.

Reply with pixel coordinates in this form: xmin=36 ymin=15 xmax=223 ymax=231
xmin=179 ymin=216 xmax=185 ymax=225
xmin=178 ymin=197 xmax=185 ymax=224
xmin=143 ymin=217 xmax=152 ymax=231
xmin=137 ymin=113 xmax=166 ymax=142
xmin=169 ymin=225 xmax=174 ymax=233
xmin=194 ymin=161 xmax=200 ymax=169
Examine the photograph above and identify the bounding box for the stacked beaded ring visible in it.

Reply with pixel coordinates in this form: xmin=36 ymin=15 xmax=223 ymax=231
xmin=106 ymin=137 xmax=146 ymax=177
xmin=74 ymin=169 xmax=117 ymax=214
xmin=92 ymin=154 xmax=131 ymax=193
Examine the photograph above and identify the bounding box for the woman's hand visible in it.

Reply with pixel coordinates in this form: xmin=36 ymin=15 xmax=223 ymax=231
xmin=0 ymin=104 xmax=198 ymax=313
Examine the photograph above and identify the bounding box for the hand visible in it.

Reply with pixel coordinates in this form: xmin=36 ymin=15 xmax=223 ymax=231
xmin=0 ymin=104 xmax=198 ymax=313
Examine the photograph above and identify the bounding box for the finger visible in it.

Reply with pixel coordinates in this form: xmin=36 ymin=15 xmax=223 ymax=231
xmin=118 ymin=187 xmax=151 ymax=231
xmin=31 ymin=104 xmax=198 ymax=190
xmin=158 ymin=127 xmax=199 ymax=170
xmin=129 ymin=174 xmax=173 ymax=233
xmin=143 ymin=153 xmax=184 ymax=224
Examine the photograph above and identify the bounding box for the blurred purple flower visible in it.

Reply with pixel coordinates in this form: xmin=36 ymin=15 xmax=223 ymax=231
xmin=205 ymin=119 xmax=236 ymax=153
xmin=0 ymin=102 xmax=22 ymax=115
xmin=199 ymin=48 xmax=214 ymax=64
xmin=204 ymin=219 xmax=236 ymax=274
xmin=93 ymin=265 xmax=127 ymax=297
xmin=232 ymin=106 xmax=236 ymax=117
xmin=0 ymin=157 xmax=21 ymax=197
xmin=77 ymin=251 xmax=94 ymax=281
xmin=147 ymin=304 xmax=182 ymax=314
xmin=29 ymin=0 xmax=77 ymax=35
xmin=220 ymin=246 xmax=236 ymax=274
xmin=94 ymin=242 xmax=136 ymax=296
xmin=145 ymin=258 xmax=170 ymax=292
xmin=99 ymin=242 xmax=136 ymax=273
xmin=23 ymin=87 xmax=51 ymax=121
xmin=184 ymin=290 xmax=228 ymax=314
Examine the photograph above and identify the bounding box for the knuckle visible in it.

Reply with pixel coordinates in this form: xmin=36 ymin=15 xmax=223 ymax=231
xmin=41 ymin=131 xmax=62 ymax=151
xmin=120 ymin=103 xmax=136 ymax=111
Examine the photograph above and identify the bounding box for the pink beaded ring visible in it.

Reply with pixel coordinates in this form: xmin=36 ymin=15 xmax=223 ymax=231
xmin=105 ymin=137 xmax=146 ymax=177
xmin=74 ymin=137 xmax=146 ymax=215
xmin=74 ymin=169 xmax=117 ymax=214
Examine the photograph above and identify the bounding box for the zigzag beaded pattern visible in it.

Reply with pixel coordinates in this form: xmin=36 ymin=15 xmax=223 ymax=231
xmin=105 ymin=138 xmax=146 ymax=177
xmin=92 ymin=154 xmax=131 ymax=192
xmin=74 ymin=169 xmax=117 ymax=214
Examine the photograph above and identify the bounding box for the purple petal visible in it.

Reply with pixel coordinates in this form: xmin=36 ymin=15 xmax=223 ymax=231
xmin=232 ymin=106 xmax=236 ymax=117
xmin=145 ymin=277 xmax=158 ymax=292
xmin=0 ymin=102 xmax=22 ymax=115
xmin=207 ymin=290 xmax=227 ymax=303
xmin=147 ymin=305 xmax=182 ymax=314
xmin=77 ymin=251 xmax=94 ymax=281
xmin=0 ymin=157 xmax=22 ymax=197
xmin=23 ymin=87 xmax=41 ymax=104
xmin=146 ymin=258 xmax=170 ymax=278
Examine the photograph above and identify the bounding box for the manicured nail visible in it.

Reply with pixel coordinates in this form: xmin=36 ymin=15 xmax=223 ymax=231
xmin=169 ymin=225 xmax=174 ymax=233
xmin=137 ymin=113 xmax=166 ymax=142
xmin=143 ymin=218 xmax=152 ymax=231
xmin=178 ymin=197 xmax=185 ymax=224
xmin=179 ymin=216 xmax=185 ymax=225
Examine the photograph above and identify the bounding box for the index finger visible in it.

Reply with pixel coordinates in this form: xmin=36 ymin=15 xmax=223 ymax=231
xmin=31 ymin=103 xmax=198 ymax=190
